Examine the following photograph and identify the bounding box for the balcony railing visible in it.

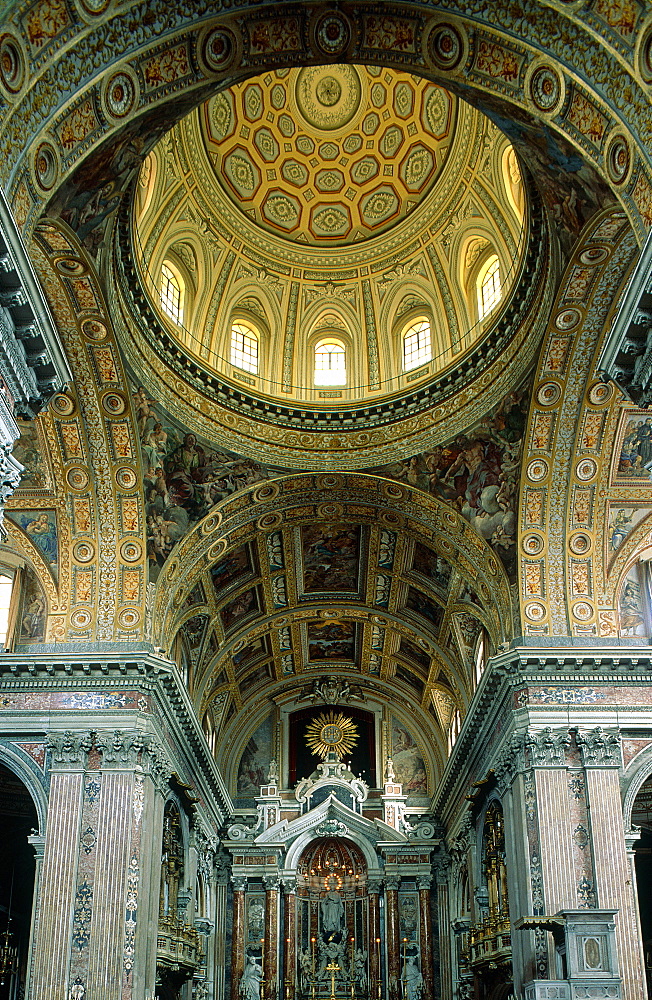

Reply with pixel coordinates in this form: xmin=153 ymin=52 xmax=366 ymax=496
xmin=157 ymin=916 xmax=203 ymax=972
xmin=469 ymin=915 xmax=512 ymax=968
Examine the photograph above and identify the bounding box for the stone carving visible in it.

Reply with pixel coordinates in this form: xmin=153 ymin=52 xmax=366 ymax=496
xmin=526 ymin=727 xmax=570 ymax=767
xmin=576 ymin=728 xmax=621 ymax=766
xmin=47 ymin=730 xmax=92 ymax=766
xmin=302 ymin=675 xmax=365 ymax=705
xmin=96 ymin=730 xmax=144 ymax=767
xmin=316 ymin=817 xmax=348 ymax=837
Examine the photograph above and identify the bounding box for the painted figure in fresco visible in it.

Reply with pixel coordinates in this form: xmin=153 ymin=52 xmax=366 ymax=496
xmin=240 ymin=956 xmax=263 ymax=1000
xmin=611 ymin=509 xmax=634 ymax=551
xmin=302 ymin=524 xmax=359 ymax=592
xmin=21 ymin=593 xmax=46 ymax=640
xmin=619 ymin=579 xmax=646 ymax=636
xmin=22 ymin=513 xmax=57 ymax=565
xmin=321 ymin=889 xmax=344 ymax=936
xmin=403 ymin=956 xmax=423 ymax=1000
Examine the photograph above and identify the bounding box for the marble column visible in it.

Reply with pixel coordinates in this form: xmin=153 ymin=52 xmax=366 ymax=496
xmin=385 ymin=876 xmax=401 ymax=1000
xmin=214 ymin=862 xmax=230 ymax=1000
xmin=578 ymin=728 xmax=643 ymax=1000
xmin=368 ymin=880 xmax=382 ymax=999
xmin=264 ymin=875 xmax=280 ymax=1000
xmin=231 ymin=878 xmax=247 ymax=1000
xmin=282 ymin=880 xmax=297 ymax=999
xmin=418 ymin=876 xmax=435 ymax=1000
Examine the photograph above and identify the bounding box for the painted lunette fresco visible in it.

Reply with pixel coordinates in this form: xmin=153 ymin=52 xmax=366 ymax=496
xmin=135 ymin=381 xmax=530 ymax=582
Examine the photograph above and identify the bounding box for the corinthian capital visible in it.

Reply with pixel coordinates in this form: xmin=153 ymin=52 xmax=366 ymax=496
xmin=47 ymin=730 xmax=93 ymax=767
xmin=576 ymin=727 xmax=621 ymax=767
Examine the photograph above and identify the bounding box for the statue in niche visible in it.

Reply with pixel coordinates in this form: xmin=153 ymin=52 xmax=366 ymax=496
xmin=354 ymin=948 xmax=368 ymax=990
xmin=321 ymin=889 xmax=344 ymax=936
xmin=240 ymin=956 xmax=263 ymax=1000
xmin=403 ymin=956 xmax=423 ymax=1000
xmin=299 ymin=948 xmax=313 ymax=990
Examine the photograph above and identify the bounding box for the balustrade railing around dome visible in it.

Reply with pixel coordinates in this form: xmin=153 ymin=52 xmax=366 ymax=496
xmin=129 ymin=218 xmax=528 ymax=409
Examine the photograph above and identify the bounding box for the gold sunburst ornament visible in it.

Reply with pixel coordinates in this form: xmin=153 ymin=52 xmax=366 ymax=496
xmin=305 ymin=711 xmax=359 ymax=759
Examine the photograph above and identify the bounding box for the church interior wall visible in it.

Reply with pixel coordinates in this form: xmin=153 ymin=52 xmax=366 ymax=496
xmin=0 ymin=3 xmax=652 ymax=1000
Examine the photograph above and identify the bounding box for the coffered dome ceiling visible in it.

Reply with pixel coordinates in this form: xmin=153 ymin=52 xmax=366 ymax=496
xmin=125 ymin=63 xmax=544 ymax=438
xmin=203 ymin=65 xmax=455 ymax=246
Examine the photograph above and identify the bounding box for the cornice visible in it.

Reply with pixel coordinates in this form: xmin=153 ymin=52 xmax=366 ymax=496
xmin=433 ymin=643 xmax=652 ymax=817
xmin=0 ymin=649 xmax=232 ymax=821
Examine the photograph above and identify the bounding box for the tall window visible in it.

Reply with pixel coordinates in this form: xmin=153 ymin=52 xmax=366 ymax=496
xmin=231 ymin=322 xmax=259 ymax=374
xmin=403 ymin=319 xmax=432 ymax=371
xmin=0 ymin=573 xmax=13 ymax=648
xmin=478 ymin=256 xmax=502 ymax=320
xmin=160 ymin=262 xmax=183 ymax=325
xmin=474 ymin=630 xmax=486 ymax=687
xmin=314 ymin=340 xmax=346 ymax=386
xmin=448 ymin=708 xmax=461 ymax=754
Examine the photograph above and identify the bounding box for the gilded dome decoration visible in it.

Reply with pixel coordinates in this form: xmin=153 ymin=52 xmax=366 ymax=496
xmin=203 ymin=66 xmax=455 ymax=246
xmin=132 ymin=64 xmax=533 ymax=415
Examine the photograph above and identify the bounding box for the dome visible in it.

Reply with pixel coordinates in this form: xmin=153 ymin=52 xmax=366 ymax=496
xmin=129 ymin=64 xmax=531 ymax=413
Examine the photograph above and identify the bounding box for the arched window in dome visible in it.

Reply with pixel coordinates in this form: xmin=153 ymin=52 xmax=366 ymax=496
xmin=160 ymin=261 xmax=184 ymax=325
xmin=314 ymin=339 xmax=346 ymax=386
xmin=230 ymin=321 xmax=259 ymax=374
xmin=477 ymin=256 xmax=502 ymax=321
xmin=402 ymin=318 xmax=432 ymax=372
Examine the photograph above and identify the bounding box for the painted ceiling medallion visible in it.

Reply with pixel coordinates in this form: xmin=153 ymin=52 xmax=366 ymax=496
xmin=296 ymin=66 xmax=361 ymax=130
xmin=305 ymin=711 xmax=359 ymax=759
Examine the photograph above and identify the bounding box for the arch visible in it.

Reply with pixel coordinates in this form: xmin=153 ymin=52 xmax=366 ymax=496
xmin=230 ymin=320 xmax=260 ymax=375
xmin=623 ymin=744 xmax=652 ymax=833
xmin=159 ymin=260 xmax=184 ymax=326
xmin=284 ymin=826 xmax=382 ymax=875
xmin=477 ymin=256 xmax=502 ymax=322
xmin=313 ymin=338 xmax=347 ymax=387
xmin=8 ymin=3 xmax=648 ymax=249
xmin=0 ymin=746 xmax=47 ymax=836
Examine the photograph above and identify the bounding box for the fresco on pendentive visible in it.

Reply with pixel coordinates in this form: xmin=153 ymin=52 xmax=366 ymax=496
xmin=366 ymin=386 xmax=529 ymax=581
xmin=236 ymin=712 xmax=274 ymax=802
xmin=12 ymin=420 xmax=52 ymax=490
xmin=615 ymin=410 xmax=652 ymax=480
xmin=618 ymin=566 xmax=648 ymax=638
xmin=7 ymin=510 xmax=58 ymax=581
xmin=133 ymin=384 xmax=285 ymax=581
xmin=307 ymin=619 xmax=356 ymax=662
xmin=301 ymin=524 xmax=360 ymax=593
xmin=16 ymin=569 xmax=47 ymax=645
